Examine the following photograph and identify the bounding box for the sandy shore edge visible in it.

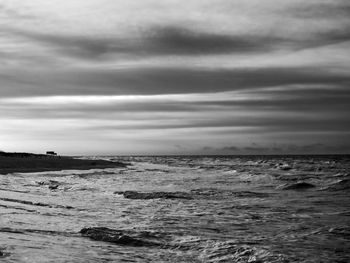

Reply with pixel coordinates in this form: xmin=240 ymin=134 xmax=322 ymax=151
xmin=0 ymin=152 xmax=127 ymax=174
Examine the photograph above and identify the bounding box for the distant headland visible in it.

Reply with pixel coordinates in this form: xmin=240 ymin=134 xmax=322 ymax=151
xmin=0 ymin=151 xmax=127 ymax=174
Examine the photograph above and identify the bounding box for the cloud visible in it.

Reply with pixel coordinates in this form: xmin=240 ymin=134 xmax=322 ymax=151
xmin=1 ymin=66 xmax=349 ymax=98
xmin=0 ymin=3 xmax=34 ymax=20
xmin=1 ymin=0 xmax=350 ymax=154
xmin=1 ymin=85 xmax=349 ymax=134
xmin=1 ymin=25 xmax=282 ymax=61
xmin=292 ymin=2 xmax=350 ymax=20
xmin=195 ymin=86 xmax=350 ymax=112
xmin=145 ymin=26 xmax=277 ymax=55
xmin=1 ymin=0 xmax=349 ymax=68
xmin=4 ymin=22 xmax=350 ymax=61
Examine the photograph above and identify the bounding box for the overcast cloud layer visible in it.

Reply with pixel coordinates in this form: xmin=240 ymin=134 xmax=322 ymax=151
xmin=0 ymin=0 xmax=349 ymax=154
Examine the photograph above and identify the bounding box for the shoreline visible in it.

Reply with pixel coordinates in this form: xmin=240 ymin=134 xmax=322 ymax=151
xmin=0 ymin=152 xmax=127 ymax=175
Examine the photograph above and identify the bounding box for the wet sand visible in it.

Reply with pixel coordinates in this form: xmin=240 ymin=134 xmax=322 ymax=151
xmin=0 ymin=152 xmax=127 ymax=174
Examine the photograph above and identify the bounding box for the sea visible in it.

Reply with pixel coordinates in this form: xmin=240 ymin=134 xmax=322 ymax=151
xmin=0 ymin=155 xmax=349 ymax=262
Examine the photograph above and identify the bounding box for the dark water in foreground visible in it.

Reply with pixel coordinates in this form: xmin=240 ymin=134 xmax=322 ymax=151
xmin=0 ymin=155 xmax=349 ymax=262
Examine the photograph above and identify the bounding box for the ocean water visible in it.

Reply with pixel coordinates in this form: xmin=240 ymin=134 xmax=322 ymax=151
xmin=0 ymin=155 xmax=349 ymax=262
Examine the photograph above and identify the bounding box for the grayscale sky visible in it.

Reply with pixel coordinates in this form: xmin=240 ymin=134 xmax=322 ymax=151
xmin=0 ymin=0 xmax=349 ymax=155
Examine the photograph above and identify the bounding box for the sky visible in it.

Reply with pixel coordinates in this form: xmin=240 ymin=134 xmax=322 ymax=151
xmin=0 ymin=0 xmax=350 ymax=155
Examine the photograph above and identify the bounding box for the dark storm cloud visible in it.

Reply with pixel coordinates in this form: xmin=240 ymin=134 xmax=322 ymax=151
xmin=3 ymin=7 xmax=350 ymax=63
xmin=316 ymin=28 xmax=350 ymax=46
xmin=6 ymin=22 xmax=350 ymax=63
xmin=1 ymin=66 xmax=349 ymax=97
xmin=287 ymin=1 xmax=350 ymax=47
xmin=2 ymin=26 xmax=279 ymax=60
xmin=146 ymin=26 xmax=276 ymax=55
xmin=1 ymin=27 xmax=124 ymax=59
xmin=153 ymin=24 xmax=350 ymax=54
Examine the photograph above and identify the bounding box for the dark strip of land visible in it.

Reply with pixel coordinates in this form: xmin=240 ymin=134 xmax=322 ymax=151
xmin=0 ymin=152 xmax=127 ymax=174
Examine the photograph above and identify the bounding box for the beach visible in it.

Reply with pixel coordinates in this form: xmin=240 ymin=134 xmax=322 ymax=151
xmin=0 ymin=152 xmax=127 ymax=174
xmin=0 ymin=155 xmax=349 ymax=262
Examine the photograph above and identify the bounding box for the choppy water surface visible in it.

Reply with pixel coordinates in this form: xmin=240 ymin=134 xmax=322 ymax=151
xmin=0 ymin=155 xmax=349 ymax=262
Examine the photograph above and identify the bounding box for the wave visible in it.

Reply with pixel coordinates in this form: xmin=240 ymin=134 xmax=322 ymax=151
xmin=190 ymin=188 xmax=271 ymax=199
xmin=0 ymin=227 xmax=77 ymax=237
xmin=80 ymin=227 xmax=173 ymax=248
xmin=322 ymin=179 xmax=350 ymax=191
xmin=114 ymin=191 xmax=193 ymax=200
xmin=198 ymin=240 xmax=287 ymax=263
xmin=114 ymin=189 xmax=271 ymax=200
xmin=0 ymin=197 xmax=74 ymax=209
xmin=279 ymin=182 xmax=316 ymax=190
xmin=80 ymin=227 xmax=287 ymax=262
